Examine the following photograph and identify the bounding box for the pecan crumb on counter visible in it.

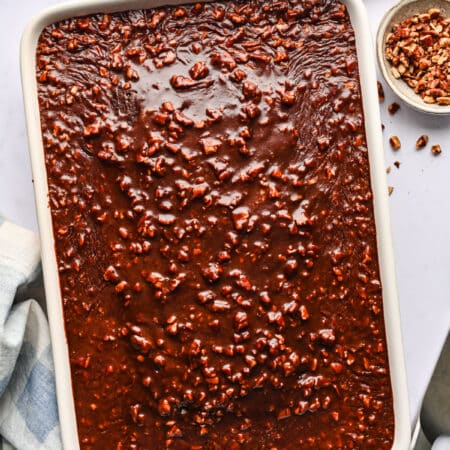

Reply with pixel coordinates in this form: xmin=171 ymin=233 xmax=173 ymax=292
xmin=432 ymin=144 xmax=443 ymax=155
xmin=36 ymin=1 xmax=395 ymax=449
xmin=388 ymin=102 xmax=400 ymax=115
xmin=416 ymin=134 xmax=429 ymax=149
xmin=389 ymin=135 xmax=401 ymax=150
xmin=377 ymin=81 xmax=385 ymax=102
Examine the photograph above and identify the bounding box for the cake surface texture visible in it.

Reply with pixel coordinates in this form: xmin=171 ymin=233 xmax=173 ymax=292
xmin=36 ymin=1 xmax=395 ymax=448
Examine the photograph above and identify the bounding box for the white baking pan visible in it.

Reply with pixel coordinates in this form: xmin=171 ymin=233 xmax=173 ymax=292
xmin=21 ymin=1 xmax=411 ymax=448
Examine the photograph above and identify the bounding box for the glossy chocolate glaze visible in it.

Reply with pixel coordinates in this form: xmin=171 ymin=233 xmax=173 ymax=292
xmin=37 ymin=0 xmax=395 ymax=448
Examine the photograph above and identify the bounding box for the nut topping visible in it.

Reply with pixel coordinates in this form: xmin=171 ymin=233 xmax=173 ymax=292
xmin=38 ymin=1 xmax=394 ymax=448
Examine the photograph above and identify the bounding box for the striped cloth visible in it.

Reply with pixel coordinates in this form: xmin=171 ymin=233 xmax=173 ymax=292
xmin=0 ymin=218 xmax=61 ymax=449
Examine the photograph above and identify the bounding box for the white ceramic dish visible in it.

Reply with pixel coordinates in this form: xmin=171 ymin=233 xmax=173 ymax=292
xmin=21 ymin=1 xmax=410 ymax=449
xmin=377 ymin=0 xmax=450 ymax=115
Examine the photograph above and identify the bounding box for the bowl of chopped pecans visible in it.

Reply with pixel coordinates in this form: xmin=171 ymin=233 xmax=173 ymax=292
xmin=377 ymin=0 xmax=450 ymax=114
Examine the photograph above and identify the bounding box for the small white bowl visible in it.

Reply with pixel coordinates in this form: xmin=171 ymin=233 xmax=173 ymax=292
xmin=377 ymin=0 xmax=450 ymax=115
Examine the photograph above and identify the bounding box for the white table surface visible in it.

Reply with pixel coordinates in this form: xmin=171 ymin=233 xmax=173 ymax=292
xmin=1 ymin=0 xmax=449 ymax=446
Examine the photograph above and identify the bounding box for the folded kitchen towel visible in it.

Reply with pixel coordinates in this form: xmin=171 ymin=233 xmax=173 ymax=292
xmin=0 ymin=218 xmax=61 ymax=450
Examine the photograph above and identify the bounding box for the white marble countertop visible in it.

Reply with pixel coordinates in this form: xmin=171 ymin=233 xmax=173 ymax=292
xmin=1 ymin=0 xmax=449 ymax=446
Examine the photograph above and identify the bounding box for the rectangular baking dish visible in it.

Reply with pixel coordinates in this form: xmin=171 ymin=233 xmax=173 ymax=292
xmin=21 ymin=1 xmax=411 ymax=448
